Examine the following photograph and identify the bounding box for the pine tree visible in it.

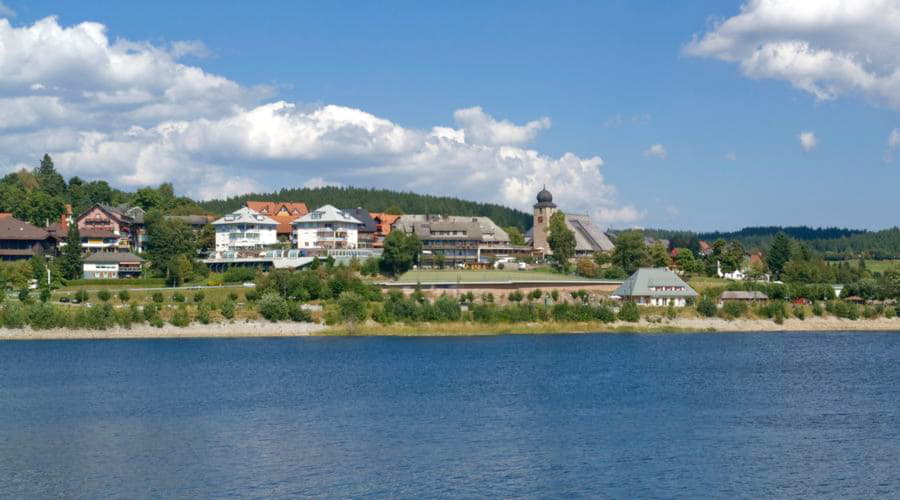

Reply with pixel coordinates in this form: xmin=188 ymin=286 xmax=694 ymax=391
xmin=766 ymin=232 xmax=793 ymax=279
xmin=61 ymin=224 xmax=84 ymax=280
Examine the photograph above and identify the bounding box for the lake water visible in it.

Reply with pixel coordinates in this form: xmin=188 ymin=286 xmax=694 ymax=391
xmin=1 ymin=332 xmax=899 ymax=498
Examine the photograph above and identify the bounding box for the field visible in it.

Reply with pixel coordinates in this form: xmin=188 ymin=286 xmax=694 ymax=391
xmin=394 ymin=269 xmax=599 ymax=283
xmin=686 ymin=276 xmax=731 ymax=292
xmin=862 ymin=260 xmax=900 ymax=273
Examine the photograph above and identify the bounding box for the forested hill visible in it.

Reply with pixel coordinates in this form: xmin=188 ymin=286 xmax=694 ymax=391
xmin=198 ymin=186 xmax=533 ymax=230
xmin=642 ymin=226 xmax=900 ymax=259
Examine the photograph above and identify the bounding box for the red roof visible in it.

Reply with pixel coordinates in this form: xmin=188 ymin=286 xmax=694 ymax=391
xmin=245 ymin=201 xmax=308 ymax=234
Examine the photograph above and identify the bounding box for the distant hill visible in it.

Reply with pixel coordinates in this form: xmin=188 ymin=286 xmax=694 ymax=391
xmin=641 ymin=226 xmax=900 ymax=259
xmin=197 ymin=186 xmax=533 ymax=230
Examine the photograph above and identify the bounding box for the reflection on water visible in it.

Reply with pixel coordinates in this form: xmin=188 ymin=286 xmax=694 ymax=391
xmin=1 ymin=332 xmax=899 ymax=497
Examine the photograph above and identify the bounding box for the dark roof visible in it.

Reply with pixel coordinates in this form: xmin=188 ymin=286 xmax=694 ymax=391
xmin=166 ymin=215 xmax=214 ymax=226
xmin=84 ymin=252 xmax=145 ymax=263
xmin=342 ymin=208 xmax=378 ymax=233
xmin=534 ymin=186 xmax=557 ymax=209
xmin=0 ymin=217 xmax=50 ymax=241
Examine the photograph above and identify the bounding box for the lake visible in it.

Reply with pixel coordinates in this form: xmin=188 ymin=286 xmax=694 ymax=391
xmin=1 ymin=332 xmax=899 ymax=497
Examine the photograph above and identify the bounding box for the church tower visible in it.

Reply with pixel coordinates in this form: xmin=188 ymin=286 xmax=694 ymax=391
xmin=532 ymin=186 xmax=557 ymax=255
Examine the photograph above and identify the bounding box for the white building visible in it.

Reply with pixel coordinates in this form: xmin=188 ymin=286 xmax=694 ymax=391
xmin=292 ymin=205 xmax=361 ymax=249
xmin=612 ymin=267 xmax=699 ymax=307
xmin=83 ymin=252 xmax=145 ymax=279
xmin=212 ymin=207 xmax=279 ymax=252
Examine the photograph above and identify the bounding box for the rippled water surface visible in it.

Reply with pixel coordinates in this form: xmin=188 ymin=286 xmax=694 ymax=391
xmin=2 ymin=332 xmax=900 ymax=497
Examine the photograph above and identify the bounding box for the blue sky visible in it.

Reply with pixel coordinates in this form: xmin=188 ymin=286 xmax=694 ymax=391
xmin=1 ymin=1 xmax=898 ymax=230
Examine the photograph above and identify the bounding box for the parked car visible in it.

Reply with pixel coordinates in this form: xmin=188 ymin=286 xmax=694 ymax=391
xmin=242 ymin=282 xmax=256 ymax=288
xmin=59 ymin=297 xmax=70 ymax=303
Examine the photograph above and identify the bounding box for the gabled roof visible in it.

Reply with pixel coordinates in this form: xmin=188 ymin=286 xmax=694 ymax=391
xmin=0 ymin=217 xmax=50 ymax=241
xmin=246 ymin=201 xmax=309 ymax=234
xmin=393 ymin=214 xmax=509 ymax=243
xmin=342 ymin=208 xmax=377 ymax=232
xmin=212 ymin=207 xmax=278 ymax=226
xmin=292 ymin=205 xmax=361 ymax=225
xmin=565 ymin=214 xmax=615 ymax=252
xmin=84 ymin=252 xmax=145 ymax=263
xmin=720 ymin=291 xmax=768 ymax=300
xmin=612 ymin=268 xmax=698 ymax=298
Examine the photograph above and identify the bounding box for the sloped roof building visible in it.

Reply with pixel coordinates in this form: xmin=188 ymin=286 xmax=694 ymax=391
xmin=612 ymin=267 xmax=698 ymax=307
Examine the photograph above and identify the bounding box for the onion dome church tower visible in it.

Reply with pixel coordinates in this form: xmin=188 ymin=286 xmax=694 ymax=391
xmin=532 ymin=186 xmax=557 ymax=255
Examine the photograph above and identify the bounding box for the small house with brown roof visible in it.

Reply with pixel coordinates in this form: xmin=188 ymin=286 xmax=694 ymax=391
xmin=0 ymin=217 xmax=55 ymax=261
xmin=76 ymin=204 xmax=141 ymax=252
xmin=245 ymin=201 xmax=308 ymax=237
xmin=369 ymin=213 xmax=400 ymax=247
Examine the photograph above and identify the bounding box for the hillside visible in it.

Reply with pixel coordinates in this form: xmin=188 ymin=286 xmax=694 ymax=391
xmin=198 ymin=186 xmax=533 ymax=230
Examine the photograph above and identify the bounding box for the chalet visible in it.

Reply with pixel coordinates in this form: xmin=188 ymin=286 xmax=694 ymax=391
xmin=83 ymin=252 xmax=145 ymax=279
xmin=393 ymin=214 xmax=511 ymax=268
xmin=0 ymin=217 xmax=55 ymax=261
xmin=76 ymin=204 xmax=143 ymax=252
xmin=245 ymin=201 xmax=308 ymax=238
xmin=292 ymin=205 xmax=361 ymax=249
xmin=369 ymin=213 xmax=400 ymax=248
xmin=612 ymin=267 xmax=698 ymax=307
xmin=212 ymin=207 xmax=279 ymax=252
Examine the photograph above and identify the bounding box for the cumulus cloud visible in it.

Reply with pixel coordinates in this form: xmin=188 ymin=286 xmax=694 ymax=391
xmin=452 ymin=106 xmax=550 ymax=146
xmin=799 ymin=131 xmax=817 ymax=151
xmin=685 ymin=0 xmax=900 ymax=110
xmin=643 ymin=144 xmax=668 ymax=159
xmin=0 ymin=16 xmax=638 ymax=223
xmin=0 ymin=2 xmax=14 ymax=18
xmin=303 ymin=177 xmax=343 ymax=189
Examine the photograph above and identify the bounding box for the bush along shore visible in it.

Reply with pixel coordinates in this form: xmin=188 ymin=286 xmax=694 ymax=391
xmin=3 ymin=262 xmax=900 ymax=338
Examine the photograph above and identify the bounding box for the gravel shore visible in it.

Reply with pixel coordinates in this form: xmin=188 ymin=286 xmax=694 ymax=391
xmin=0 ymin=321 xmax=327 ymax=340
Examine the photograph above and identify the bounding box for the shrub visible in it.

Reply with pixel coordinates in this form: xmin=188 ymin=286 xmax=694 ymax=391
xmin=129 ymin=303 xmax=143 ymax=323
xmin=696 ymin=295 xmax=717 ymax=318
xmin=143 ymin=303 xmax=158 ymax=321
xmin=27 ymin=303 xmax=63 ymax=329
xmin=96 ymin=289 xmax=111 ymax=302
xmin=258 ymin=292 xmax=290 ymax=321
xmin=666 ymin=305 xmax=678 ymax=320
xmin=793 ymin=307 xmax=806 ymax=320
xmin=75 ymin=289 xmax=89 ymax=303
xmin=434 ymin=295 xmax=462 ymax=322
xmin=193 ymin=291 xmax=205 ymax=303
xmin=885 ymin=306 xmax=897 ymax=319
xmin=221 ymin=300 xmax=236 ymax=320
xmin=18 ymin=288 xmax=31 ymax=304
xmin=289 ymin=303 xmax=313 ymax=322
xmin=812 ymin=302 xmax=824 ymax=317
xmin=1 ymin=303 xmax=26 ymax=328
xmin=529 ymin=289 xmax=543 ymax=301
xmin=508 ymin=291 xmax=524 ymax=303
xmin=39 ymin=288 xmax=51 ymax=303
xmin=149 ymin=316 xmax=164 ymax=328
xmin=223 ymin=266 xmax=257 ymax=283
xmin=245 ymin=289 xmax=259 ymax=302
xmin=170 ymin=305 xmax=190 ymax=327
xmin=118 ymin=289 xmax=130 ymax=303
xmin=618 ymin=302 xmax=640 ymax=322
xmin=720 ymin=301 xmax=747 ymax=320
xmin=550 ymin=290 xmax=559 ymax=302
xmin=847 ymin=304 xmax=860 ymax=320
xmin=172 ymin=292 xmax=186 ymax=303
xmin=196 ymin=303 xmax=211 ymax=325
xmin=205 ymin=274 xmax=224 ymax=286
xmin=863 ymin=306 xmax=878 ymax=320
xmin=152 ymin=292 xmax=164 ymax=304
xmin=337 ymin=291 xmax=367 ymax=323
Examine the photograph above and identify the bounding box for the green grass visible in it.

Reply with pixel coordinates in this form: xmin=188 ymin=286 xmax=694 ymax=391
xmin=862 ymin=260 xmax=900 ymax=273
xmin=687 ymin=276 xmax=730 ymax=291
xmin=394 ymin=269 xmax=601 ymax=283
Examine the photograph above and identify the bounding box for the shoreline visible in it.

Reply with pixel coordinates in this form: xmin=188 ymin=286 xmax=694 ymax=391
xmin=2 ymin=317 xmax=900 ymax=340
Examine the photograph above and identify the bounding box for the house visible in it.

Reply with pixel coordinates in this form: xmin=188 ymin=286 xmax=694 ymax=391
xmin=528 ymin=187 xmax=614 ymax=256
xmin=292 ymin=205 xmax=361 ymax=249
xmin=83 ymin=252 xmax=145 ymax=279
xmin=719 ymin=290 xmax=768 ymax=303
xmin=166 ymin=214 xmax=215 ymax=230
xmin=698 ymin=240 xmax=713 ymax=257
xmin=211 ymin=207 xmax=279 ymax=251
xmin=0 ymin=217 xmax=55 ymax=261
xmin=369 ymin=213 xmax=400 ymax=247
xmin=393 ymin=214 xmax=510 ymax=267
xmin=76 ymin=204 xmax=143 ymax=252
xmin=342 ymin=208 xmax=378 ymax=248
xmin=612 ymin=267 xmax=699 ymax=307
xmin=245 ymin=201 xmax=308 ymax=237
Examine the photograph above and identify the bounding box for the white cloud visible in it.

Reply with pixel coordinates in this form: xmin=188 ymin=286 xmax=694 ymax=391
xmin=889 ymin=128 xmax=900 ymax=148
xmin=644 ymin=143 xmax=668 ymax=159
xmin=0 ymin=2 xmax=14 ymax=18
xmin=798 ymin=131 xmax=817 ymax=151
xmin=0 ymin=16 xmax=638 ymax=219
xmin=724 ymin=152 xmax=737 ymax=161
xmin=303 ymin=177 xmax=343 ymax=189
xmin=593 ymin=206 xmax=645 ymax=226
xmin=685 ymin=0 xmax=900 ymax=110
xmin=452 ymin=106 xmax=550 ymax=146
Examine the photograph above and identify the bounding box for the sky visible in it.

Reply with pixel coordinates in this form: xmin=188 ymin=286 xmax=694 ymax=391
xmin=0 ymin=0 xmax=899 ymax=231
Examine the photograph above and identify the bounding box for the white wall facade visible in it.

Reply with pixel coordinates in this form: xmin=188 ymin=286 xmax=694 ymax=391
xmin=293 ymin=222 xmax=359 ymax=249
xmin=83 ymin=262 xmax=119 ymax=279
xmin=215 ymin=223 xmax=278 ymax=251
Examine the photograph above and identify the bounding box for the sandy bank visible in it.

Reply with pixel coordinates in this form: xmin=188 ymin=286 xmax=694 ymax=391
xmin=0 ymin=321 xmax=327 ymax=340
